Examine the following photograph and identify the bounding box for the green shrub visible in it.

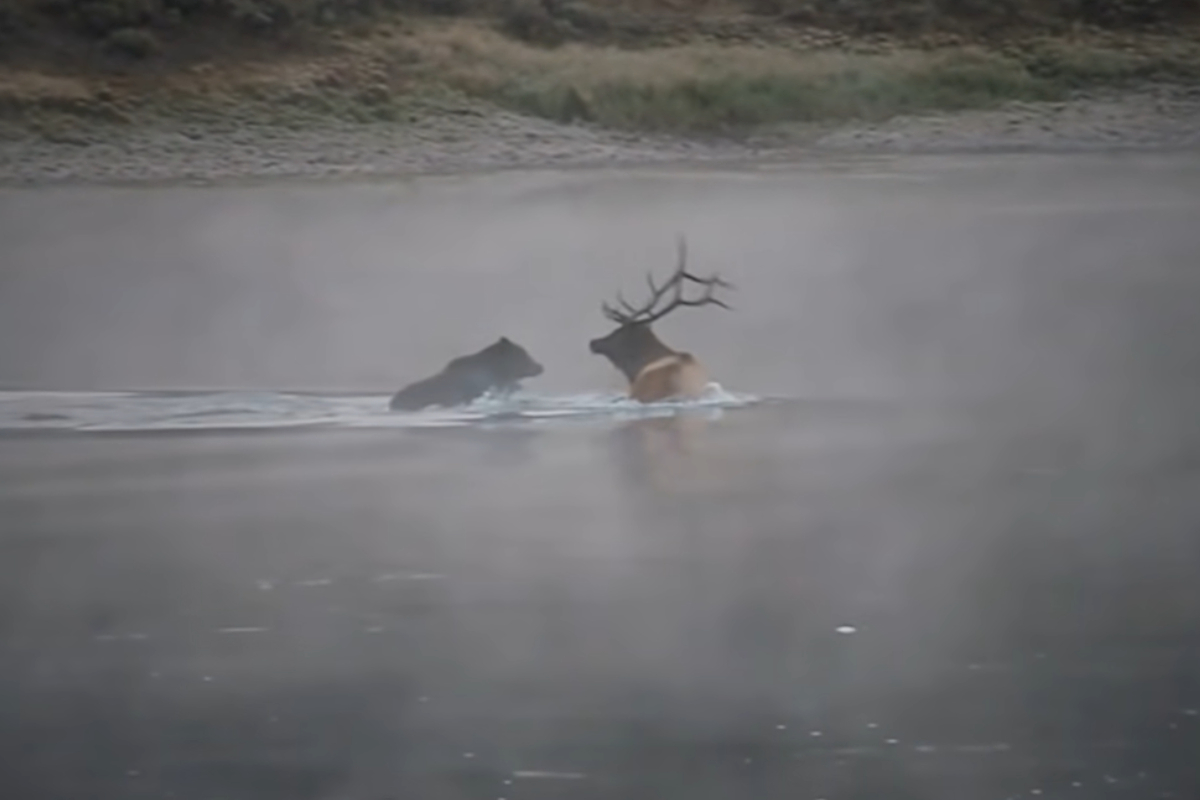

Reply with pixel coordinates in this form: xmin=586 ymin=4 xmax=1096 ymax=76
xmin=554 ymin=0 xmax=611 ymax=35
xmin=0 ymin=1 xmax=16 ymax=32
xmin=490 ymin=49 xmax=1063 ymax=131
xmin=1074 ymin=0 xmax=1186 ymax=25
xmin=73 ymin=0 xmax=154 ymax=35
xmin=1018 ymin=38 xmax=1200 ymax=85
xmin=404 ymin=0 xmax=473 ymax=14
xmin=752 ymin=0 xmax=1197 ymax=29
xmin=103 ymin=24 xmax=159 ymax=55
xmin=499 ymin=0 xmax=567 ymax=45
xmin=23 ymin=0 xmax=401 ymax=41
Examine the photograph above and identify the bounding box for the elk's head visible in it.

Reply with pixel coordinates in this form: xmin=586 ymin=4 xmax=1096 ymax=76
xmin=589 ymin=237 xmax=734 ymax=383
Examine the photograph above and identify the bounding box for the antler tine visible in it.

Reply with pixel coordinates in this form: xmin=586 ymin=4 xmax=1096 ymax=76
xmin=640 ymin=264 xmax=734 ymax=324
xmin=616 ymin=290 xmax=641 ymax=318
xmin=599 ymin=236 xmax=733 ymax=326
xmin=601 ymin=285 xmax=656 ymax=325
xmin=601 ymin=299 xmax=626 ymax=323
xmin=681 ymin=278 xmax=733 ymax=310
xmin=673 ymin=235 xmax=734 ymax=291
xmin=681 ymin=271 xmax=735 ymax=289
xmin=696 ymin=278 xmax=734 ymax=309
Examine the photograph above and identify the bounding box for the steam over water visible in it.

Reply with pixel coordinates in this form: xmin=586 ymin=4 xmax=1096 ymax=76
xmin=2 ymin=153 xmax=1200 ymax=800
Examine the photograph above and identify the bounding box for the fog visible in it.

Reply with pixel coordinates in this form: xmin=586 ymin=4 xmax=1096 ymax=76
xmin=1 ymin=152 xmax=1199 ymax=799
xmin=2 ymin=155 xmax=1194 ymax=403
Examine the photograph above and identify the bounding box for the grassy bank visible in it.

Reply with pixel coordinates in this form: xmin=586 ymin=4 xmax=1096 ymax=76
xmin=405 ymin=23 xmax=1200 ymax=131
xmin=1 ymin=0 xmax=1198 ymax=136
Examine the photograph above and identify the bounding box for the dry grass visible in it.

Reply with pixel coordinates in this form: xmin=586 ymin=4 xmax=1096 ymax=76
xmin=392 ymin=21 xmax=1200 ymax=131
xmin=0 ymin=70 xmax=93 ymax=102
xmin=2 ymin=11 xmax=1199 ymax=135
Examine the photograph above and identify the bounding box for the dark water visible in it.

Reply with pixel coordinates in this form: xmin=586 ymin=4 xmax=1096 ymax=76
xmin=1 ymin=153 xmax=1199 ymax=799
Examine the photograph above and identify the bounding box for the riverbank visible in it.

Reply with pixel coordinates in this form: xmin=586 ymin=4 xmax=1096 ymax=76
xmin=1 ymin=10 xmax=1198 ymax=186
xmin=2 ymin=82 xmax=1198 ymax=186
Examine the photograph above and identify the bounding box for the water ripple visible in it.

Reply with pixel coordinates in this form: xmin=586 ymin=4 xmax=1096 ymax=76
xmin=0 ymin=385 xmax=759 ymax=434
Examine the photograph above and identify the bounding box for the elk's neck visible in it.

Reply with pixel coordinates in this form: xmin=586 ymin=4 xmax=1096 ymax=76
xmin=618 ymin=332 xmax=677 ymax=383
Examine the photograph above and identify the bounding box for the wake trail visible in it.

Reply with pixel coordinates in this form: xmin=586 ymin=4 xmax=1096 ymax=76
xmin=0 ymin=384 xmax=763 ymax=435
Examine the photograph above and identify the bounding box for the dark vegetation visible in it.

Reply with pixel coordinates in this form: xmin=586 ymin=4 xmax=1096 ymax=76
xmin=0 ymin=0 xmax=1194 ymax=62
xmin=0 ymin=0 xmax=1196 ymax=135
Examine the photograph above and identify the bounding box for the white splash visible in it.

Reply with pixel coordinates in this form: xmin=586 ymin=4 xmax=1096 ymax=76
xmin=373 ymin=572 xmax=446 ymax=583
xmin=0 ymin=384 xmax=760 ymax=434
xmin=513 ymin=770 xmax=587 ymax=780
xmin=93 ymin=632 xmax=150 ymax=642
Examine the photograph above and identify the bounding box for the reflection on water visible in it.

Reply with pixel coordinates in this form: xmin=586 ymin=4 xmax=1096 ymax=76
xmin=0 ymin=386 xmax=1198 ymax=799
xmin=607 ymin=410 xmax=726 ymax=496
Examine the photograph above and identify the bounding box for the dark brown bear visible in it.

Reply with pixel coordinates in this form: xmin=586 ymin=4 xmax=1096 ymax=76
xmin=388 ymin=337 xmax=544 ymax=412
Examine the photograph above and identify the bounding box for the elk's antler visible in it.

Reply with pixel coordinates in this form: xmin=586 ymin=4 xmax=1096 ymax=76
xmin=601 ymin=236 xmax=734 ymax=326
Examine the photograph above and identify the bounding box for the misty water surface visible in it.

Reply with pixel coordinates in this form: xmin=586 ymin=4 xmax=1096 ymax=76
xmin=1 ymin=153 xmax=1199 ymax=800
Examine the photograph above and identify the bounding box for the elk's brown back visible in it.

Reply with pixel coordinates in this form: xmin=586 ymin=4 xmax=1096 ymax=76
xmin=629 ymin=353 xmax=709 ymax=403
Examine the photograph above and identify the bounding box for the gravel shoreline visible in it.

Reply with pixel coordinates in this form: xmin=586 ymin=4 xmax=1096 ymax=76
xmin=1 ymin=84 xmax=1198 ymax=187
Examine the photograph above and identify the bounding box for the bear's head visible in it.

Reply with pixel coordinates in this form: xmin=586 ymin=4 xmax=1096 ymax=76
xmin=480 ymin=336 xmax=544 ymax=382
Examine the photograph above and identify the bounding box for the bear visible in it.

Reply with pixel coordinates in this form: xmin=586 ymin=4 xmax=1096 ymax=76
xmin=388 ymin=336 xmax=544 ymax=412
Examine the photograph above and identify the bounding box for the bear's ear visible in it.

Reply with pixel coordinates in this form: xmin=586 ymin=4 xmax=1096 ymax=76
xmin=499 ymin=336 xmax=511 ymax=344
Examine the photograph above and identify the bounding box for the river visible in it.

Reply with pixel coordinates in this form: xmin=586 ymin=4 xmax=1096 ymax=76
xmin=1 ymin=152 xmax=1198 ymax=799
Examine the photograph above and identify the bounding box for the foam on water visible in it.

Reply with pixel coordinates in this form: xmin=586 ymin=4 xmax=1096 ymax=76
xmin=0 ymin=384 xmax=760 ymax=434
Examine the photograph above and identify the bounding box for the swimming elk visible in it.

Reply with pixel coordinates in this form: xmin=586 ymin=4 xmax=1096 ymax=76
xmin=588 ymin=237 xmax=734 ymax=403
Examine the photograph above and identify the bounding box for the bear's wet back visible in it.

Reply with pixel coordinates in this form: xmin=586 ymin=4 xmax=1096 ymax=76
xmin=464 ymin=336 xmax=544 ymax=383
xmin=389 ymin=336 xmax=543 ymax=412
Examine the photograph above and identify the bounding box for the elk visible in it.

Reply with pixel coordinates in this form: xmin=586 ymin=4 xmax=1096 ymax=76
xmin=588 ymin=237 xmax=734 ymax=403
